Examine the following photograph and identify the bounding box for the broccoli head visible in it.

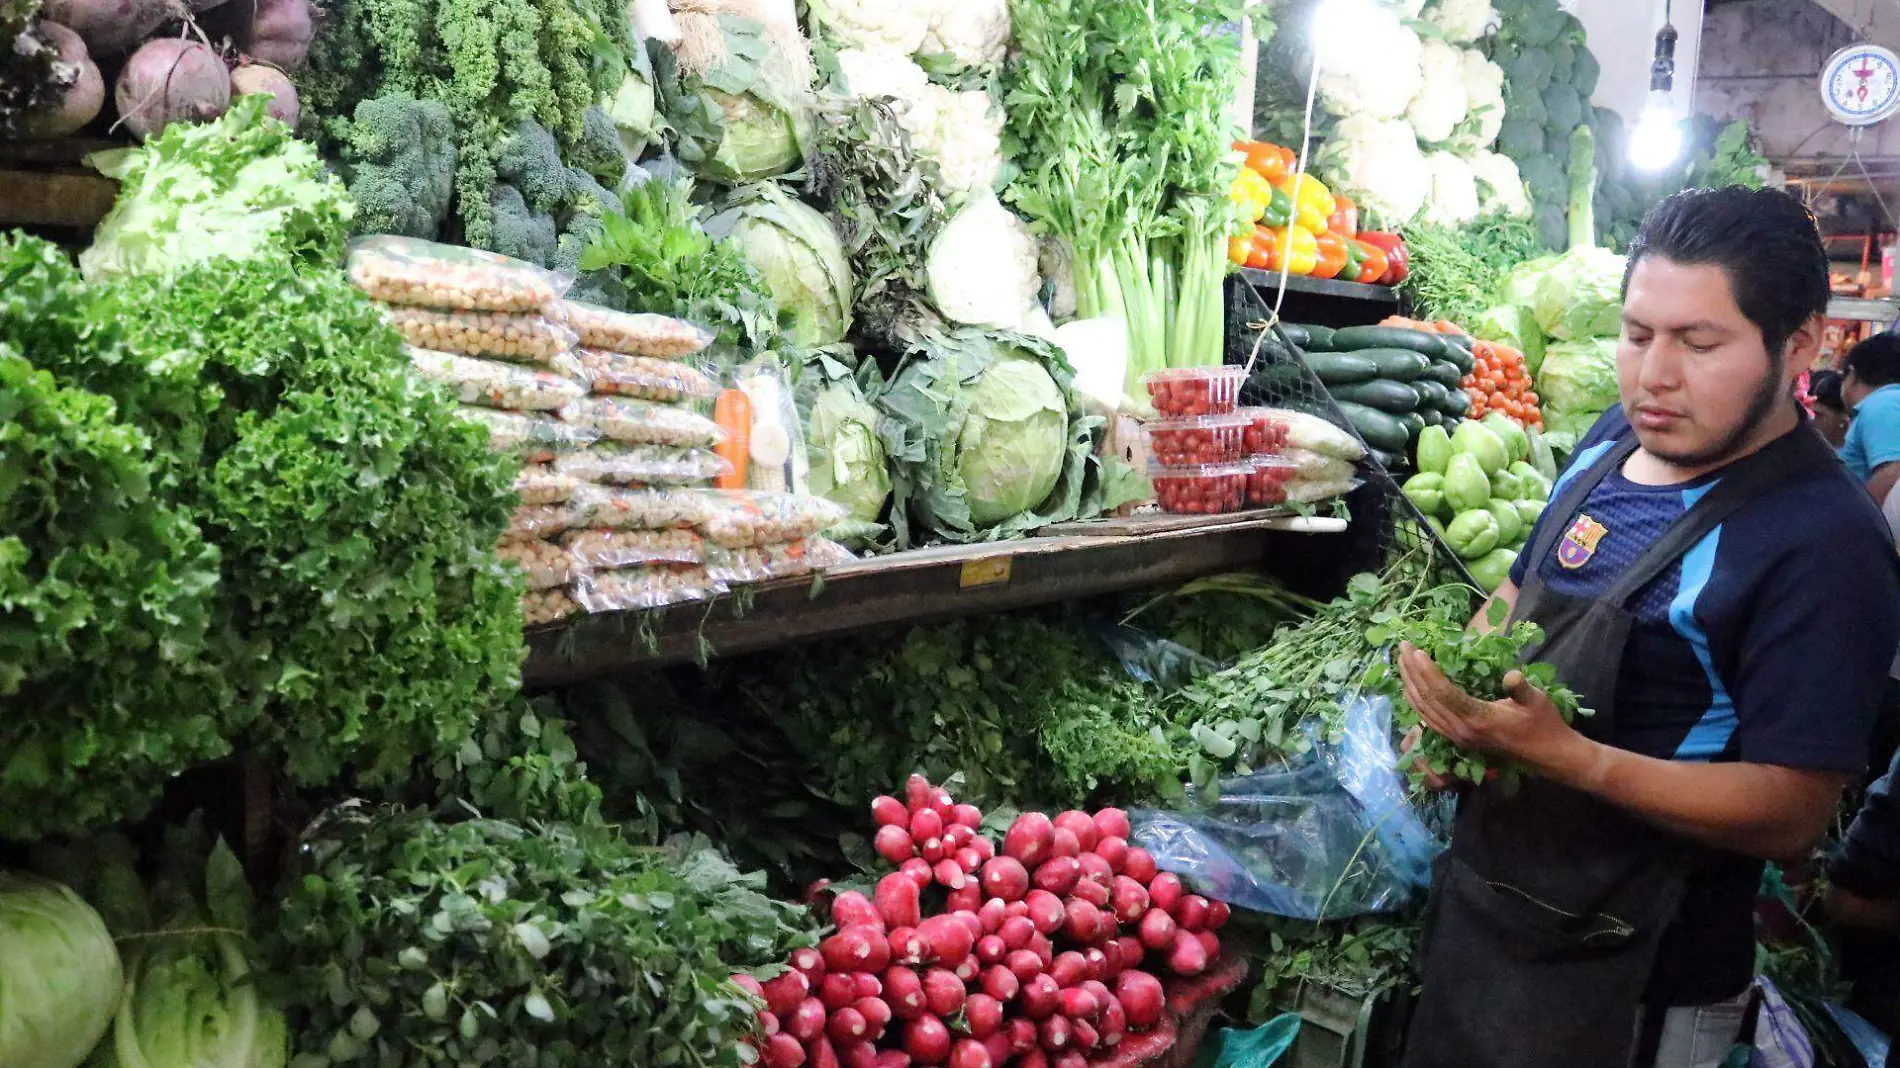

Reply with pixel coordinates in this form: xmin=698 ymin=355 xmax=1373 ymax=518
xmin=495 ymin=120 xmax=572 ymax=215
xmin=1509 ymin=49 xmax=1554 ymax=94
xmin=488 ymin=184 xmax=559 ymax=267
xmin=1497 ymin=118 xmax=1544 ymax=158
xmin=571 ymin=107 xmax=632 ymax=188
xmin=1517 ymin=6 xmax=1567 ymax=47
xmin=1505 ymin=81 xmax=1547 ymax=126
xmin=1548 ymin=38 xmax=1576 ymax=85
xmin=1573 ymin=48 xmax=1601 ymax=98
xmin=342 ymin=92 xmax=458 ymax=239
xmin=1543 ymin=85 xmax=1583 ymax=137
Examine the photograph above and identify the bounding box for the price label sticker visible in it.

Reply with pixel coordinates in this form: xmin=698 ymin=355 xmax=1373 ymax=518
xmin=959 ymin=556 xmax=1012 ymax=589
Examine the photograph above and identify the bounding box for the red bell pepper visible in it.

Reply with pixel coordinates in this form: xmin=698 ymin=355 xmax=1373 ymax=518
xmin=1326 ymin=195 xmax=1359 ymax=239
xmin=1357 ymin=231 xmax=1408 ymax=285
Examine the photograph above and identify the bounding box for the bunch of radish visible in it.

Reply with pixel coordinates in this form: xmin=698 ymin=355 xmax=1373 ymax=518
xmin=741 ymin=776 xmax=1231 ymax=1068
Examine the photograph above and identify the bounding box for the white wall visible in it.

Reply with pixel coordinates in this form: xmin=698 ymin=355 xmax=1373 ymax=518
xmin=1570 ymin=0 xmax=1705 ymax=122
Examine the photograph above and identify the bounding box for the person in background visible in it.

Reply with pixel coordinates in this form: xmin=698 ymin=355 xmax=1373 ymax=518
xmin=1840 ymin=332 xmax=1900 ymax=503
xmin=1827 ymin=751 xmax=1900 ymax=1068
xmin=1810 ymin=367 xmax=1850 ymax=448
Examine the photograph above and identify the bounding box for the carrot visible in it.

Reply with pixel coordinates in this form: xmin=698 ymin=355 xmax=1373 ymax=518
xmin=713 ymin=388 xmax=752 ymax=490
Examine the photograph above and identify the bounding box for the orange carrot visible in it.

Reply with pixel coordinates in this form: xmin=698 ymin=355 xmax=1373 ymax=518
xmin=713 ymin=388 xmax=752 ymax=491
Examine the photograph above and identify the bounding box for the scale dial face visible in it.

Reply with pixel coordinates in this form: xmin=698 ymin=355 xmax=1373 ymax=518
xmin=1822 ymin=44 xmax=1900 ymax=126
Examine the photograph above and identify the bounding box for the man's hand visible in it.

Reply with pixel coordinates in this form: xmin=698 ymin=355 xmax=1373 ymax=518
xmin=1824 ymin=885 xmax=1900 ymax=931
xmin=1398 ymin=726 xmax=1454 ymax=791
xmin=1396 ymin=641 xmax=1589 ymax=777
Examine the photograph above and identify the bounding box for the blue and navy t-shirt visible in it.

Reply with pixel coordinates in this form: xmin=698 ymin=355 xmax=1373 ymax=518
xmin=1508 ymin=405 xmax=1900 ymax=1004
xmin=1841 ymin=382 xmax=1900 ymax=483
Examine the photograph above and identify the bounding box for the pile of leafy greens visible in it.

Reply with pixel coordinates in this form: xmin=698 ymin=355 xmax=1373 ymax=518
xmin=1398 ymin=213 xmax=1546 ymax=329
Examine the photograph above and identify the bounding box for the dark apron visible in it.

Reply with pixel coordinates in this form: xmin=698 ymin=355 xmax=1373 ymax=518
xmin=1401 ymin=423 xmax=1838 ymax=1068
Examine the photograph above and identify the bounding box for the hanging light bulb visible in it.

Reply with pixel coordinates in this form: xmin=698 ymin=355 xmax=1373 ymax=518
xmin=1311 ymin=0 xmax=1378 ymax=61
xmin=1630 ymin=5 xmax=1684 ymax=171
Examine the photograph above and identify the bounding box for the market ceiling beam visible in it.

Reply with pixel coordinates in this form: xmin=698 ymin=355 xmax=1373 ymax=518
xmin=1807 ymin=0 xmax=1900 ymax=50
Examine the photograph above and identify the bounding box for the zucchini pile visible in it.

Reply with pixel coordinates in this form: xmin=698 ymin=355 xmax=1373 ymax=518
xmin=1282 ymin=324 xmax=1474 ymax=470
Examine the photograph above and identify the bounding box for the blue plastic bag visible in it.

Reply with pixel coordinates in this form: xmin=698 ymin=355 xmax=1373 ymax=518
xmin=1132 ymin=693 xmax=1445 ymax=920
xmin=1189 ymin=1015 xmax=1302 ymax=1068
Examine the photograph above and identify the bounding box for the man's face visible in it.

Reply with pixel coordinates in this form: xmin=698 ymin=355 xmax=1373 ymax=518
xmin=1618 ymin=257 xmax=1803 ymax=467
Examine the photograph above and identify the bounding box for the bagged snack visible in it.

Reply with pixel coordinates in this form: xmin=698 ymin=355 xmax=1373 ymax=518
xmin=348 ymin=235 xmax=565 ymax=313
xmin=561 ymin=528 xmax=705 ymax=569
xmin=409 ymin=346 xmax=584 ymax=410
xmin=695 ymin=491 xmax=849 ymax=549
xmin=572 ymin=566 xmax=726 ymax=613
xmin=559 ymin=396 xmax=725 ymax=449
xmin=565 ymin=485 xmax=712 ymax=531
xmin=1281 ymin=447 xmax=1357 ymax=484
xmin=522 ymin=587 xmax=582 ymax=626
xmin=497 ymin=538 xmax=582 ymax=590
xmin=1287 ymin=478 xmax=1360 ymax=505
xmin=706 ymin=537 xmax=856 ymax=585
xmin=554 ymin=443 xmax=732 ymax=487
xmin=576 ymin=348 xmax=720 ymax=402
xmin=388 ymin=305 xmax=577 ymax=364
xmin=513 ymin=464 xmax=581 ymax=505
xmin=734 ymin=358 xmax=808 ymax=494
xmin=504 ymin=504 xmax=577 ymax=542
xmin=1264 ymin=408 xmax=1366 ymax=462
xmin=562 ymin=300 xmax=713 ymax=358
xmin=454 ymin=408 xmax=598 ymax=462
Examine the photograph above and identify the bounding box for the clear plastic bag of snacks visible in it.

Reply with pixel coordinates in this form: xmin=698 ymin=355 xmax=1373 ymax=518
xmin=496 ymin=538 xmax=582 ymax=590
xmin=1151 ymin=463 xmax=1251 ymax=515
xmin=565 ymin=485 xmax=711 ymax=531
xmin=1260 ymin=408 xmax=1365 ymax=462
xmin=388 ymin=305 xmax=578 ymax=364
xmin=561 ymin=528 xmax=705 ymax=569
xmin=454 ymin=408 xmax=598 ymax=462
xmin=1287 ymin=477 xmax=1360 ymax=505
xmin=553 ymin=443 xmax=731 ymax=487
xmin=572 ymin=566 xmax=726 ymax=612
xmin=1280 ymin=447 xmax=1356 ymax=484
xmin=347 ymin=235 xmax=566 ymax=314
xmin=706 ymin=537 xmax=857 ymax=585
xmin=559 ymin=396 xmax=725 ymax=448
xmin=409 ymin=346 xmax=584 ymax=410
xmin=695 ymin=491 xmax=849 ymax=549
xmin=513 ymin=464 xmax=581 ymax=506
xmin=522 ymin=587 xmax=582 ymax=626
xmin=576 ymin=348 xmax=720 ymax=402
xmin=504 ymin=504 xmax=578 ymax=542
xmin=562 ymin=301 xmax=713 ymax=358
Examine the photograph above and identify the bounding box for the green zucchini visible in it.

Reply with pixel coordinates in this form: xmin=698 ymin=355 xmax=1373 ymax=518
xmin=1330 ymin=378 xmax=1421 ymax=413
xmin=1298 ymin=324 xmax=1336 ymax=351
xmin=1439 ymin=341 xmax=1476 ymax=375
xmin=1355 ymin=348 xmax=1432 ymax=381
xmin=1337 ymin=401 xmax=1409 ymax=454
xmin=1398 ymin=410 xmax=1427 ymax=444
xmin=1412 ymin=378 xmax=1450 ymax=407
xmin=1279 ymin=323 xmax=1311 ymax=348
xmin=1420 ymin=407 xmax=1445 ymax=427
xmin=1368 ymin=448 xmax=1403 ymax=471
xmin=1331 ymin=325 xmax=1449 ymax=359
xmin=1304 ymin=351 xmax=1380 ymax=386
xmin=1424 ymin=360 xmax=1464 ymax=388
xmin=1441 ymin=388 xmax=1472 ymax=418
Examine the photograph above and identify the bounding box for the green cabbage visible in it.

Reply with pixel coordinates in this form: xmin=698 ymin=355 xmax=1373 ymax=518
xmin=1537 ymin=337 xmax=1619 ymax=435
xmin=696 ymin=17 xmax=815 ymax=182
xmin=958 ymin=353 xmax=1069 ymax=526
xmin=0 ymin=873 xmax=122 ymax=1068
xmin=709 ymin=183 xmax=853 ymax=346
xmin=1500 ymin=254 xmax=1556 ymax=306
xmin=1473 ymin=303 xmax=1547 ymax=374
xmin=807 ymin=368 xmax=891 ymax=527
xmin=1531 ymin=246 xmax=1627 ymax=341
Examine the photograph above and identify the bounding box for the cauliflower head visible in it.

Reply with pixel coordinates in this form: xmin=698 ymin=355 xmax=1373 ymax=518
xmin=1317 ymin=8 xmax=1421 ymax=119
xmin=1467 ymin=151 xmax=1531 ymax=217
xmin=926 ymin=192 xmax=1042 ymax=331
xmin=1319 ymin=114 xmax=1430 ymax=224
xmin=1424 ymin=0 xmax=1495 ymax=43
xmin=916 ymin=85 xmax=1004 ymax=193
xmin=1387 ymin=0 xmax=1428 ymax=16
xmin=921 ymin=0 xmax=1010 ymax=69
xmin=1422 ymin=151 xmax=1481 ymax=226
xmin=835 ymin=47 xmax=939 ymax=139
xmin=1405 ymin=37 xmax=1469 ymax=144
xmin=810 ymin=0 xmax=930 ymax=54
xmin=1445 ymin=49 xmax=1506 ymax=152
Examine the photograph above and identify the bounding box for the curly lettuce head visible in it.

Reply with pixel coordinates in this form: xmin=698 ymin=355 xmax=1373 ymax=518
xmin=958 ymin=351 xmax=1068 ymax=526
xmin=1537 ymin=337 xmax=1619 ymax=428
xmin=1531 ymin=247 xmax=1628 ymax=341
xmin=808 ymin=377 xmax=891 ymax=523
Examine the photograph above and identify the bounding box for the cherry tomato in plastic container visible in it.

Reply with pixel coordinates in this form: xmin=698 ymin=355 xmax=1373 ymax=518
xmin=1151 ymin=463 xmax=1251 ymax=515
xmin=1142 ymin=367 xmax=1246 ymax=418
xmin=1144 ymin=414 xmax=1249 ymax=466
xmin=1236 ymin=408 xmax=1291 ymax=456
xmin=1246 ymin=455 xmax=1298 ymax=505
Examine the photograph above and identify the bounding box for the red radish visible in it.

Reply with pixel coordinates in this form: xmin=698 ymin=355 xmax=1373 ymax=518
xmin=1003 ymin=814 xmax=1056 ymax=868
xmin=964 ymin=993 xmax=1004 ymax=1038
xmin=829 ymin=1007 xmax=870 ymax=1045
xmin=733 ymin=973 xmax=765 ymax=1000
xmin=1039 ymin=1015 xmax=1073 ymax=1052
xmin=999 ymin=916 xmax=1035 ymax=951
xmin=841 ymin=1044 xmax=877 ymax=1068
xmin=821 ymin=973 xmax=858 ymax=1010
xmin=788 ymin=998 xmax=827 ymax=1042
xmin=982 ymin=964 xmax=1020 ymax=1002
xmin=933 ymin=859 xmax=967 ymax=891
xmin=1095 ymin=836 xmax=1129 ymax=872
xmin=1138 ymin=908 xmax=1177 ymax=952
xmin=921 ymin=838 xmax=948 ymax=864
xmin=1053 ymin=812 xmax=1099 ymax=852
xmin=902 ymin=858 xmax=934 ymax=890
xmin=1064 ymin=900 xmax=1106 ymax=944
xmin=1115 ymin=972 xmax=1164 ymax=1029
xmin=982 ymin=1033 xmax=1010 ymax=1066
xmin=905 ymin=1016 xmax=952 ymax=1065
xmin=1082 ymin=949 xmax=1109 ymax=982
xmin=833 ymin=892 xmax=883 ymax=930
xmin=944 ymin=825 xmax=975 ymax=851
xmin=876 ymin=874 xmax=923 ymax=930
xmin=1025 ymin=891 xmax=1065 ymax=935
xmin=1069 ymin=877 xmax=1110 ymax=910
xmin=1050 ymin=828 xmax=1081 ymax=859
xmin=1033 ymin=857 xmax=1081 ymax=896
xmin=1052 ymin=1054 xmax=1087 ymax=1068
xmin=1059 ymin=987 xmax=1100 ymax=1019
xmin=875 ymin=825 xmax=914 ymax=864
xmin=929 ymin=789 xmax=955 ymax=820
xmin=1050 ymin=952 xmax=1088 ymax=988
xmin=1168 ymin=929 xmax=1208 ymax=976
xmin=854 ymin=974 xmax=883 ymax=999
xmin=889 ymin=927 xmax=925 ymax=965
xmin=946 ymin=885 xmax=981 ymax=913
xmin=1005 ymin=950 xmax=1043 ymax=984
xmin=911 ymin=809 xmax=945 ymax=843
xmin=975 ymin=935 xmax=1007 ymax=966
xmin=906 ymin=775 xmax=933 ymax=812
xmin=1196 ymin=930 xmax=1220 ymax=959
xmin=978 ymin=898 xmax=1007 ymax=933
xmin=872 ymin=1054 xmax=910 ymax=1068
xmin=883 ymin=967 xmax=925 ymax=1019
xmin=761 ymin=970 xmax=809 ymax=1015
xmin=763 ymin=1032 xmax=807 ymax=1068
xmin=921 ymin=969 xmax=964 ymax=1017
xmin=761 ymin=1012 xmax=780 ymax=1035
xmin=1020 ymin=973 xmax=1061 ymax=1019
xmin=1019 ymin=1053 xmax=1050 ymax=1068
xmin=1007 ymin=1018 xmax=1039 ymax=1055
xmin=1004 ymin=900 xmax=1029 ymax=920
xmin=811 ymin=1037 xmax=842 ymax=1068
xmin=952 ymin=803 xmax=983 ymax=828
xmin=948 ymin=1039 xmax=991 ymax=1068
xmin=951 ymin=911 xmax=984 ymax=942
xmin=1207 ymin=900 xmax=1231 ymax=930
xmin=1029 ymin=933 xmax=1054 ymax=968
xmin=1093 ymin=809 xmax=1132 ymax=841
xmin=1097 ymin=995 xmax=1127 ymax=1046
xmin=953 ymin=958 xmax=980 ymax=984
xmin=979 ymin=857 xmax=1029 ymax=902
xmin=955 ymin=847 xmax=983 ymax=874
xmin=1070 ymin=1020 xmax=1100 ymax=1053
xmin=1096 ymin=945 xmax=1123 ymax=981
xmin=823 ymin=926 xmax=892 ymax=974
xmin=1110 ymin=877 xmax=1150 ymax=924
xmin=791 ymin=948 xmax=827 ymax=983
xmin=1108 ymin=938 xmax=1143 ymax=973
xmin=970 ymin=837 xmax=995 ymax=863
xmin=1077 ymin=853 xmax=1113 ymax=888
xmin=1148 ymin=874 xmax=1184 ymax=915
xmin=1081 ymin=980 xmax=1113 ymax=1010
xmin=855 ymin=996 xmax=893 ymax=1037
xmin=1176 ymin=895 xmax=1210 ymax=932
xmin=1123 ymin=847 xmax=1158 ymax=885
xmin=873 ymin=795 xmax=909 ymax=827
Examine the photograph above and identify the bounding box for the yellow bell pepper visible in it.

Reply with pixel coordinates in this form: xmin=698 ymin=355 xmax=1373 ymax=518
xmin=1273 ymin=174 xmax=1336 ymax=234
xmin=1229 ymin=167 xmax=1274 ymax=224
xmin=1259 ymin=225 xmax=1318 ymax=275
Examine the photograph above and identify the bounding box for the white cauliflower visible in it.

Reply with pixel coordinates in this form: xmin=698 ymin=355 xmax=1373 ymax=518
xmin=1423 ymin=0 xmax=1495 ymax=43
xmin=920 ymin=0 xmax=1010 ymax=69
xmin=1423 ymin=150 xmax=1481 ymax=225
xmin=809 ymin=0 xmax=931 ymax=55
xmin=1467 ymin=150 xmax=1532 ymax=217
xmin=1405 ymin=37 xmax=1469 ymax=144
xmin=926 ymin=192 xmax=1043 ymax=331
xmin=1387 ymin=0 xmax=1428 ymax=17
xmin=1316 ymin=8 xmax=1421 ymax=119
xmin=1318 ymin=114 xmax=1431 ymax=224
xmin=916 ymin=85 xmax=1005 ymax=193
xmin=834 ymin=47 xmax=938 ymax=139
xmin=1459 ymin=49 xmax=1506 ymax=148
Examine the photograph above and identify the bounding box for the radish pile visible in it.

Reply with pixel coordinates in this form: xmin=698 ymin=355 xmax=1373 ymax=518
xmin=741 ymin=776 xmax=1231 ymax=1068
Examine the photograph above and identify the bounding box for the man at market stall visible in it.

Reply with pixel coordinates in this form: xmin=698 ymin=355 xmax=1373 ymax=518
xmin=1395 ymin=187 xmax=1900 ymax=1068
xmin=1839 ymin=332 xmax=1900 ymax=504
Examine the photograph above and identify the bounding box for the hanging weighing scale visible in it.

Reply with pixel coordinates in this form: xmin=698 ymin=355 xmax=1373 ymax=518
xmin=1821 ymin=43 xmax=1900 ymax=126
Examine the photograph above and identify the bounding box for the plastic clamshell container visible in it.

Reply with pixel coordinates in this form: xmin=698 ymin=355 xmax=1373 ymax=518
xmin=1145 ymin=413 xmax=1250 ymax=466
xmin=1142 ymin=366 xmax=1247 ymax=417
xmin=1237 ymin=407 xmax=1292 ymax=456
xmin=1246 ymin=455 xmax=1299 ymax=506
xmin=1151 ymin=462 xmax=1251 ymax=515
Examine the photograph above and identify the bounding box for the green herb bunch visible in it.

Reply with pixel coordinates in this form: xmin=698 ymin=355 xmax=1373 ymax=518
xmin=1399 ymin=213 xmax=1547 ymax=327
xmin=1245 ymin=917 xmax=1421 ymax=1021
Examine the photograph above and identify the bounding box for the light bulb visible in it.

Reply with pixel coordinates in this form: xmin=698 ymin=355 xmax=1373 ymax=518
xmin=1629 ymin=97 xmax=1683 ymax=172
xmin=1311 ymin=0 xmax=1378 ymax=61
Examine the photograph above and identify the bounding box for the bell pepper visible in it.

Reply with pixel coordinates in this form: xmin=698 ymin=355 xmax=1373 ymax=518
xmin=1273 ymin=174 xmax=1335 ymax=234
xmin=1262 ymin=186 xmax=1293 ymax=228
xmin=1229 ymin=167 xmax=1274 ymax=224
xmin=1327 ymin=195 xmax=1359 ymax=238
xmin=1311 ymin=230 xmax=1349 ymax=280
xmin=1258 ymin=225 xmax=1318 ymax=275
xmin=1357 ymin=231 xmax=1408 ymax=284
xmin=1227 ymin=234 xmax=1252 ymax=266
xmin=1233 ymin=140 xmax=1292 ymax=182
xmin=1351 ymin=238 xmax=1388 ymax=284
xmin=1339 ymin=237 xmax=1365 ymax=282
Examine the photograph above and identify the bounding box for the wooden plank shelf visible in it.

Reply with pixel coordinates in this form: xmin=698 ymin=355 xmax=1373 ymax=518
xmin=0 ymin=137 xmax=121 ymax=230
xmin=521 ymin=511 xmax=1347 ymax=686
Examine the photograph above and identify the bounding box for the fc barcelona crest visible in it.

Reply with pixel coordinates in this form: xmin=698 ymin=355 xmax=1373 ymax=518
xmin=1557 ymin=514 xmax=1607 ymax=569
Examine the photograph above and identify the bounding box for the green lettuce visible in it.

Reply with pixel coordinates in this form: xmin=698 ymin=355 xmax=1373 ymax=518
xmin=0 ymin=872 xmax=122 ymax=1068
xmin=1530 ymin=245 xmax=1627 ymax=341
xmin=708 ymin=183 xmax=853 ymax=346
xmin=1537 ymin=337 xmax=1619 ymax=436
xmin=801 ymin=353 xmax=891 ymax=536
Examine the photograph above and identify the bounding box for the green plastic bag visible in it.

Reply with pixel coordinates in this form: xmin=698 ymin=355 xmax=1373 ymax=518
xmin=1189 ymin=1015 xmax=1301 ymax=1068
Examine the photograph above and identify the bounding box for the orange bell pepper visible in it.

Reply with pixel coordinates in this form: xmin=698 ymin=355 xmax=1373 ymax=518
xmin=1228 ymin=234 xmax=1252 ymax=266
xmin=1233 ymin=139 xmax=1291 ymax=182
xmin=1351 ymin=238 xmax=1388 ymax=284
xmin=1311 ymin=231 xmax=1349 ymax=280
xmin=1327 ymin=195 xmax=1359 ymax=239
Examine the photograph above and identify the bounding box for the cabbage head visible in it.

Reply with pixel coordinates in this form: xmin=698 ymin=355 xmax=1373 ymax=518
xmin=1531 ymin=246 xmax=1628 ymax=341
xmin=700 ymin=19 xmax=816 ymax=182
xmin=1500 ymin=254 xmax=1557 ymax=307
xmin=1537 ymin=337 xmax=1620 ymax=434
xmin=711 ymin=183 xmax=852 ymax=346
xmin=1473 ymin=303 xmax=1546 ymax=374
xmin=959 ymin=352 xmax=1069 ymax=526
xmin=808 ymin=374 xmax=891 ymax=524
xmin=0 ymin=873 xmax=123 ymax=1068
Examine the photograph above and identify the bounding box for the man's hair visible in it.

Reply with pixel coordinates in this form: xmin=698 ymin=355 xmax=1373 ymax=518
xmin=1623 ymin=186 xmax=1830 ymax=358
xmin=1809 ymin=367 xmax=1846 ymax=412
xmin=1843 ymin=333 xmax=1900 ymax=388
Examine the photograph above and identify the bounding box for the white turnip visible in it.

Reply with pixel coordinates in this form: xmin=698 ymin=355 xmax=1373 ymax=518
xmin=202 ymin=0 xmax=314 ymax=69
xmin=19 ymin=21 xmax=104 ymax=138
xmin=115 ymin=37 xmax=229 ymax=140
xmin=41 ymin=0 xmax=177 ymax=57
